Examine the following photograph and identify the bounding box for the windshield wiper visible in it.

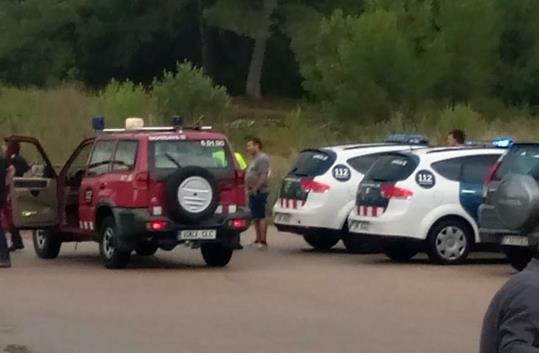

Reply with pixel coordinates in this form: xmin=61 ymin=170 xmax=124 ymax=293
xmin=165 ymin=153 xmax=182 ymax=168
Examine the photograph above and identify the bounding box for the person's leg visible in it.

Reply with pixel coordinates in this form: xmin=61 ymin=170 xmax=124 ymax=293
xmin=254 ymin=220 xmax=262 ymax=243
xmin=0 ymin=225 xmax=11 ymax=267
xmin=9 ymin=227 xmax=24 ymax=250
xmin=259 ymin=193 xmax=268 ymax=245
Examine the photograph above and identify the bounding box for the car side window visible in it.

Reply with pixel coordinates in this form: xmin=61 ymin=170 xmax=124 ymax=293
xmin=431 ymin=157 xmax=466 ymax=181
xmin=65 ymin=142 xmax=93 ymax=186
xmin=347 ymin=154 xmax=383 ymax=174
xmin=460 ymin=155 xmax=500 ymax=183
xmin=112 ymin=140 xmax=138 ymax=172
xmin=87 ymin=140 xmax=116 ymax=177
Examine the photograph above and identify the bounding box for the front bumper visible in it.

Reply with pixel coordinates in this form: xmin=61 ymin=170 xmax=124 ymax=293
xmin=112 ymin=207 xmax=251 ymax=251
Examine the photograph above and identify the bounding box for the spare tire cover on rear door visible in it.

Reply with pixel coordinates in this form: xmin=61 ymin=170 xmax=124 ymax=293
xmin=493 ymin=174 xmax=539 ymax=230
xmin=166 ymin=166 xmax=220 ymax=224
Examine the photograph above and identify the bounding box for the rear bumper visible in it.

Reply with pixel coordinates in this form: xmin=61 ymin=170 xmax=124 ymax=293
xmin=112 ymin=207 xmax=251 ymax=251
xmin=275 ymin=224 xmax=341 ymax=237
xmin=347 ymin=213 xmax=420 ymax=240
xmin=272 ymin=203 xmax=346 ymax=232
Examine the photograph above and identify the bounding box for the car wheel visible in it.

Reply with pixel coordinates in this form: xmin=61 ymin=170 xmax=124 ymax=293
xmin=303 ymin=232 xmax=340 ymax=251
xmin=32 ymin=229 xmax=62 ymax=259
xmin=99 ymin=217 xmax=131 ymax=269
xmin=342 ymin=236 xmax=381 ymax=254
xmin=135 ymin=242 xmax=158 ymax=256
xmin=502 ymin=246 xmax=534 ymax=271
xmin=382 ymin=239 xmax=419 ymax=262
xmin=427 ymin=219 xmax=472 ymax=264
xmin=201 ymin=243 xmax=233 ymax=267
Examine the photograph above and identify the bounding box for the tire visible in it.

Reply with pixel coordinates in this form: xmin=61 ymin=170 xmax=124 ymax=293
xmin=32 ymin=229 xmax=62 ymax=259
xmin=201 ymin=243 xmax=233 ymax=267
xmin=99 ymin=217 xmax=131 ymax=269
xmin=135 ymin=242 xmax=158 ymax=256
xmin=502 ymin=246 xmax=534 ymax=271
xmin=382 ymin=239 xmax=419 ymax=262
xmin=427 ymin=219 xmax=473 ymax=264
xmin=166 ymin=166 xmax=219 ymax=224
xmin=342 ymin=236 xmax=381 ymax=254
xmin=303 ymin=232 xmax=340 ymax=251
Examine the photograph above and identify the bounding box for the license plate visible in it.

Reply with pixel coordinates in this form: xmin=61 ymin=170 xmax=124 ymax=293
xmin=502 ymin=236 xmax=529 ymax=247
xmin=274 ymin=213 xmax=291 ymax=224
xmin=179 ymin=229 xmax=217 ymax=240
xmin=351 ymin=221 xmax=369 ymax=232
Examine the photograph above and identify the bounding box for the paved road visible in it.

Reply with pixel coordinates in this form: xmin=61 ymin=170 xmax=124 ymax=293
xmin=0 ymin=228 xmax=512 ymax=353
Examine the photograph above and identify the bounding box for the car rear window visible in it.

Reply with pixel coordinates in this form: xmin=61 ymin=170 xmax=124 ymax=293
xmin=363 ymin=153 xmax=418 ymax=182
xmin=288 ymin=150 xmax=336 ymax=177
xmin=347 ymin=153 xmax=384 ymax=174
xmin=460 ymin=155 xmax=500 ymax=183
xmin=495 ymin=144 xmax=539 ymax=180
xmin=150 ymin=140 xmax=233 ymax=170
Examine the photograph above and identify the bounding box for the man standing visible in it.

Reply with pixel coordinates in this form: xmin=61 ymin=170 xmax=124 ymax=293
xmin=480 ymin=251 xmax=539 ymax=352
xmin=447 ymin=129 xmax=466 ymax=146
xmin=246 ymin=137 xmax=270 ymax=249
xmin=0 ymin=152 xmax=10 ymax=268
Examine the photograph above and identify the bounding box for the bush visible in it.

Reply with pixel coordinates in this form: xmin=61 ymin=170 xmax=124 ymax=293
xmin=96 ymin=79 xmax=155 ymax=127
xmin=152 ymin=61 xmax=230 ymax=124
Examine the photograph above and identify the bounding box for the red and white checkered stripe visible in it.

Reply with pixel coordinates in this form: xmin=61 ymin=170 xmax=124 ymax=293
xmin=278 ymin=198 xmax=306 ymax=209
xmin=215 ymin=204 xmax=238 ymax=215
xmin=356 ymin=205 xmax=386 ymax=217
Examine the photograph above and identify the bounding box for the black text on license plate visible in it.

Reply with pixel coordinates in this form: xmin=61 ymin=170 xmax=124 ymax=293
xmin=502 ymin=236 xmax=529 ymax=247
xmin=274 ymin=213 xmax=291 ymax=223
xmin=179 ymin=229 xmax=217 ymax=240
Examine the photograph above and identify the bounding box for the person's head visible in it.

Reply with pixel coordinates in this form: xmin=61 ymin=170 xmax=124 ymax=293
xmin=447 ymin=129 xmax=465 ymax=146
xmin=4 ymin=139 xmax=20 ymax=158
xmin=246 ymin=137 xmax=263 ymax=157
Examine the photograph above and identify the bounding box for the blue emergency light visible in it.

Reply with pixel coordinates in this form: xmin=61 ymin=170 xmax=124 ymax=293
xmin=385 ymin=134 xmax=429 ymax=146
xmin=171 ymin=115 xmax=183 ymax=128
xmin=92 ymin=116 xmax=105 ymax=131
xmin=492 ymin=137 xmax=513 ymax=148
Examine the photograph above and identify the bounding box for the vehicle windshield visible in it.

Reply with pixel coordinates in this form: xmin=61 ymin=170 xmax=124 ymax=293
xmin=363 ymin=153 xmax=418 ymax=182
xmin=150 ymin=140 xmax=233 ymax=170
xmin=288 ymin=150 xmax=336 ymax=177
xmin=495 ymin=144 xmax=539 ymax=180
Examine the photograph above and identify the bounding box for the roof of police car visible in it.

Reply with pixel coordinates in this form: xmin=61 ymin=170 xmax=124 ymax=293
xmin=405 ymin=146 xmax=504 ymax=158
xmin=322 ymin=143 xmax=428 ymax=153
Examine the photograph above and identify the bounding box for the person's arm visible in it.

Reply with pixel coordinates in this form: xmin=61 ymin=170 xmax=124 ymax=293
xmin=499 ymin=288 xmax=539 ymax=353
xmin=253 ymin=158 xmax=269 ymax=193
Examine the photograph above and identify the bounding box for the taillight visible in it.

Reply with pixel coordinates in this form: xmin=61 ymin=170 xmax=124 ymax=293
xmin=485 ymin=159 xmax=502 ymax=186
xmin=380 ymin=184 xmax=413 ymax=199
xmin=146 ymin=220 xmax=167 ymax=231
xmin=300 ymin=178 xmax=331 ymax=193
xmin=229 ymin=218 xmax=248 ymax=230
xmin=134 ymin=171 xmax=150 ymax=190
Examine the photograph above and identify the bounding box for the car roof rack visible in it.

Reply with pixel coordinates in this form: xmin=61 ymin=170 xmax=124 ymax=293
xmin=101 ymin=126 xmax=213 ymax=133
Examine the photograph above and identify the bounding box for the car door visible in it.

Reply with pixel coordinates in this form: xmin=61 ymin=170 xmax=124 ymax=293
xmin=460 ymin=154 xmax=501 ymax=220
xmin=9 ymin=136 xmax=59 ymax=229
xmin=78 ymin=139 xmax=116 ymax=233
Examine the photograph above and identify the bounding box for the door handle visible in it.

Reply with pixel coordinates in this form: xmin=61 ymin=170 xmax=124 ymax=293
xmin=461 ymin=189 xmax=477 ymax=194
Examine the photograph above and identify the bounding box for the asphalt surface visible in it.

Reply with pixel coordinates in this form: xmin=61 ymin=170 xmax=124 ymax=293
xmin=0 ymin=228 xmax=512 ymax=353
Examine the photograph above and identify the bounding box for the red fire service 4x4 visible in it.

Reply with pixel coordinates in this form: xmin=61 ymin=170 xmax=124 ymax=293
xmin=9 ymin=117 xmax=250 ymax=269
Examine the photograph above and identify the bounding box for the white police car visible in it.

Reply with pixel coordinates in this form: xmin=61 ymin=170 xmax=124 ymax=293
xmin=273 ymin=135 xmax=428 ymax=253
xmin=347 ymin=143 xmax=508 ymax=264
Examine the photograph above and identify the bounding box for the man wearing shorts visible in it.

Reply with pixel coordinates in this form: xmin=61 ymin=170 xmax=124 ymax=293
xmin=246 ymin=138 xmax=270 ymax=249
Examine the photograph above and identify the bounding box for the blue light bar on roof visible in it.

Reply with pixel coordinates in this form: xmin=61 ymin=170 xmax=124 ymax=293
xmin=385 ymin=134 xmax=429 ymax=146
xmin=92 ymin=116 xmax=105 ymax=131
xmin=492 ymin=137 xmax=513 ymax=148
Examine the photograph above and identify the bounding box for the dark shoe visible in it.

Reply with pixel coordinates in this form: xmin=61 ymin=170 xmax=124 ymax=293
xmin=0 ymin=260 xmax=11 ymax=268
xmin=8 ymin=244 xmax=24 ymax=252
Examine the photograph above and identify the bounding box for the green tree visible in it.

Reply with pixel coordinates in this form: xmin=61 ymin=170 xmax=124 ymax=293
xmin=152 ymin=61 xmax=230 ymax=123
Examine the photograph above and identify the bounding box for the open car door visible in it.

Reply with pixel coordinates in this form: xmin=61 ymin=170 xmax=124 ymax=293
xmin=9 ymin=136 xmax=59 ymax=229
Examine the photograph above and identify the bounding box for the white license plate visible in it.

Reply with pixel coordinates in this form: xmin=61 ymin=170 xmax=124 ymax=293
xmin=179 ymin=229 xmax=217 ymax=240
xmin=351 ymin=221 xmax=369 ymax=232
xmin=502 ymin=236 xmax=529 ymax=247
xmin=274 ymin=213 xmax=291 ymax=224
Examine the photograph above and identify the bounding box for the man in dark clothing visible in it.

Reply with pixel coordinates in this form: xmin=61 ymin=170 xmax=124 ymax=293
xmin=480 ymin=254 xmax=539 ymax=352
xmin=4 ymin=139 xmax=30 ymax=251
xmin=0 ymin=153 xmax=11 ymax=268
